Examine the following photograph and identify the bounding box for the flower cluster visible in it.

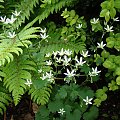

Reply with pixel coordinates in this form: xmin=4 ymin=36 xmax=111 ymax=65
xmin=40 ymin=70 xmax=54 ymax=83
xmin=40 ymin=27 xmax=49 ymax=40
xmin=42 ymin=48 xmax=101 ymax=84
xmin=0 ymin=10 xmax=21 ymax=24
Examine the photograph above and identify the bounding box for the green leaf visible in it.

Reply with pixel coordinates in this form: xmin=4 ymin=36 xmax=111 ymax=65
xmin=114 ymin=0 xmax=120 ymax=9
xmin=115 ymin=67 xmax=120 ymax=75
xmin=93 ymin=98 xmax=102 ymax=107
xmin=66 ymin=109 xmax=82 ymax=120
xmin=110 ymin=8 xmax=116 ymax=18
xmin=70 ymin=19 xmax=77 ymax=26
xmin=103 ymin=60 xmax=116 ymax=69
xmin=100 ymin=9 xmax=108 ymax=17
xmin=35 ymin=106 xmax=49 ymax=120
xmin=48 ymin=100 xmax=63 ymax=113
xmin=108 ymin=80 xmax=119 ymax=91
xmin=101 ymin=50 xmax=110 ymax=58
xmin=105 ymin=11 xmax=110 ymax=22
xmin=101 ymin=1 xmax=109 ymax=9
xmin=83 ymin=106 xmax=99 ymax=120
xmin=33 ymin=79 xmax=48 ymax=89
xmin=116 ymin=76 xmax=120 ymax=85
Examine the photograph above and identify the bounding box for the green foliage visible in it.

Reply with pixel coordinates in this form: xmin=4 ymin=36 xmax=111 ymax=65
xmin=0 ymin=82 xmax=11 ymax=114
xmin=108 ymin=80 xmax=119 ymax=91
xmin=29 ymin=83 xmax=52 ymax=105
xmin=100 ymin=0 xmax=116 ymax=22
xmin=36 ymin=83 xmax=95 ymax=120
xmin=106 ymin=33 xmax=120 ymax=51
xmin=14 ymin=0 xmax=40 ymax=28
xmin=83 ymin=106 xmax=99 ymax=120
xmin=94 ymin=87 xmax=108 ymax=107
xmin=3 ymin=55 xmax=36 ymax=105
xmin=0 ymin=26 xmax=39 ymax=66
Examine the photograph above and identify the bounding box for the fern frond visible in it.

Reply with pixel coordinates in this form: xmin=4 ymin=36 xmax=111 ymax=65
xmin=0 ymin=82 xmax=12 ymax=114
xmin=3 ymin=55 xmax=36 ymax=105
xmin=0 ymin=27 xmax=40 ymax=66
xmin=37 ymin=0 xmax=78 ymax=24
xmin=15 ymin=0 xmax=39 ymax=28
xmin=29 ymin=84 xmax=52 ymax=105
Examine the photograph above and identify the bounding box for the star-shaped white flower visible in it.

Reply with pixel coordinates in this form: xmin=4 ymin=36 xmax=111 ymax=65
xmin=45 ymin=53 xmax=51 ymax=57
xmin=76 ymin=24 xmax=82 ymax=29
xmin=64 ymin=69 xmax=76 ymax=78
xmin=53 ymin=51 xmax=58 ymax=57
xmin=46 ymin=71 xmax=53 ymax=79
xmin=12 ymin=11 xmax=21 ymax=16
xmin=40 ymin=74 xmax=47 ymax=80
xmin=58 ymin=48 xmax=65 ymax=56
xmin=91 ymin=18 xmax=99 ymax=24
xmin=62 ymin=55 xmax=71 ymax=66
xmin=56 ymin=57 xmax=62 ymax=63
xmin=58 ymin=108 xmax=66 ymax=115
xmin=64 ymin=49 xmax=72 ymax=56
xmin=104 ymin=25 xmax=114 ymax=32
xmin=40 ymin=33 xmax=49 ymax=39
xmin=5 ymin=15 xmax=17 ymax=24
xmin=113 ymin=17 xmax=119 ymax=22
xmin=7 ymin=32 xmax=16 ymax=38
xmin=97 ymin=41 xmax=106 ymax=49
xmin=46 ymin=60 xmax=52 ymax=65
xmin=81 ymin=50 xmax=90 ymax=57
xmin=89 ymin=67 xmax=101 ymax=77
xmin=0 ymin=16 xmax=6 ymax=23
xmin=38 ymin=69 xmax=42 ymax=73
xmin=83 ymin=96 xmax=93 ymax=105
xmin=40 ymin=28 xmax=46 ymax=33
xmin=25 ymin=79 xmax=32 ymax=87
xmin=76 ymin=57 xmax=86 ymax=66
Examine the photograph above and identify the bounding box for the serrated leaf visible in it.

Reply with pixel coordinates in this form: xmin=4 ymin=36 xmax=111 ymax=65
xmin=83 ymin=106 xmax=99 ymax=120
xmin=116 ymin=76 xmax=120 ymax=85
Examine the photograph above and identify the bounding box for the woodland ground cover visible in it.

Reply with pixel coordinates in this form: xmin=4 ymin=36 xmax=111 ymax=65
xmin=0 ymin=0 xmax=120 ymax=120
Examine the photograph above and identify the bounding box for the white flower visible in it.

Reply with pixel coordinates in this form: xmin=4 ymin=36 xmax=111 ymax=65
xmin=5 ymin=15 xmax=17 ymax=24
xmin=74 ymin=56 xmax=78 ymax=61
xmin=38 ymin=69 xmax=42 ymax=73
xmin=45 ymin=53 xmax=51 ymax=57
xmin=58 ymin=48 xmax=65 ymax=56
xmin=46 ymin=60 xmax=52 ymax=65
xmin=56 ymin=57 xmax=62 ymax=63
xmin=81 ymin=50 xmax=90 ymax=57
xmin=104 ymin=25 xmax=114 ymax=32
xmin=89 ymin=67 xmax=101 ymax=77
xmin=7 ymin=32 xmax=16 ymax=38
xmin=65 ymin=49 xmax=72 ymax=56
xmin=76 ymin=57 xmax=86 ymax=66
xmin=53 ymin=51 xmax=58 ymax=57
xmin=58 ymin=108 xmax=65 ymax=115
xmin=47 ymin=78 xmax=54 ymax=83
xmin=83 ymin=96 xmax=93 ymax=105
xmin=40 ymin=74 xmax=47 ymax=80
xmin=0 ymin=16 xmax=6 ymax=23
xmin=12 ymin=11 xmax=21 ymax=16
xmin=62 ymin=55 xmax=71 ymax=66
xmin=46 ymin=71 xmax=53 ymax=79
xmin=76 ymin=24 xmax=82 ymax=29
xmin=40 ymin=33 xmax=49 ymax=39
xmin=97 ymin=41 xmax=106 ymax=49
xmin=64 ymin=69 xmax=76 ymax=78
xmin=25 ymin=79 xmax=32 ymax=87
xmin=40 ymin=28 xmax=46 ymax=33
xmin=91 ymin=18 xmax=99 ymax=24
xmin=113 ymin=17 xmax=119 ymax=22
